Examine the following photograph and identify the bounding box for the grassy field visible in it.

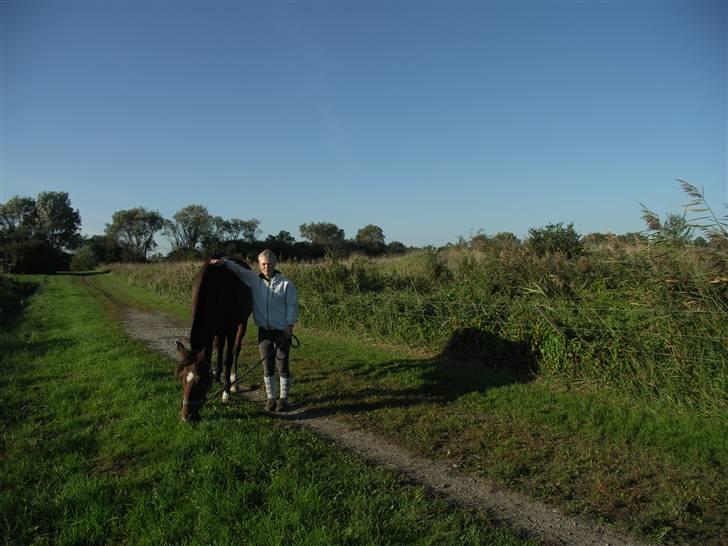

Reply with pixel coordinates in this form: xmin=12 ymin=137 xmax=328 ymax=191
xmin=91 ymin=266 xmax=728 ymax=545
xmin=0 ymin=275 xmax=534 ymax=546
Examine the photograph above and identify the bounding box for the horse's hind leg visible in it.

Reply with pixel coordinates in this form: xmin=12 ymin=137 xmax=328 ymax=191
xmin=213 ymin=335 xmax=223 ymax=383
xmin=221 ymin=330 xmax=235 ymax=403
xmin=230 ymin=322 xmax=246 ymax=393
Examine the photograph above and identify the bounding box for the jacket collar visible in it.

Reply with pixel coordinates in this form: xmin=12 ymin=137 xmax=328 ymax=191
xmin=259 ymin=270 xmax=281 ymax=281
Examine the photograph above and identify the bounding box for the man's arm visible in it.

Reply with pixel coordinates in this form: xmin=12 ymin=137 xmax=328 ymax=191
xmin=284 ymin=282 xmax=299 ymax=338
xmin=209 ymin=258 xmax=258 ymax=288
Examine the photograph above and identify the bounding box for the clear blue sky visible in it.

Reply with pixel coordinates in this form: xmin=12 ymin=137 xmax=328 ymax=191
xmin=1 ymin=0 xmax=726 ymax=247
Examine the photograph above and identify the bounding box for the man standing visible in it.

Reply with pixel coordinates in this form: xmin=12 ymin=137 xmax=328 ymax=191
xmin=210 ymin=250 xmax=298 ymax=411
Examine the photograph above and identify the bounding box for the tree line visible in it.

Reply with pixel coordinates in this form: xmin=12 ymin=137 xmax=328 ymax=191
xmin=1 ymin=187 xmax=714 ymax=273
xmin=0 ymin=192 xmax=407 ymax=272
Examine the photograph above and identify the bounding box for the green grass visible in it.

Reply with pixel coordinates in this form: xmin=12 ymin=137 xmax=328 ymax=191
xmin=0 ymin=275 xmax=532 ymax=546
xmin=106 ymin=243 xmax=728 ymax=417
xmin=91 ymin=270 xmax=728 ymax=545
xmin=287 ymin=336 xmax=727 ymax=544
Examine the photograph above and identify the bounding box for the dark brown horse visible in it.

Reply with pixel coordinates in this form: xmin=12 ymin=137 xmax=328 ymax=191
xmin=175 ymin=258 xmax=253 ymax=421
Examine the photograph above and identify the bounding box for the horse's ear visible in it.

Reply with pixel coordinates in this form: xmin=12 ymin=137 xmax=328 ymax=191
xmin=175 ymin=341 xmax=188 ymax=358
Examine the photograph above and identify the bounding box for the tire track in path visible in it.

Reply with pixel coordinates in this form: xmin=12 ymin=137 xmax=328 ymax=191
xmin=85 ymin=278 xmax=648 ymax=546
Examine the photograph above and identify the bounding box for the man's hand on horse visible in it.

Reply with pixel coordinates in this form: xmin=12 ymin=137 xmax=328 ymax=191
xmin=209 ymin=258 xmax=224 ymax=266
xmin=284 ymin=325 xmax=294 ymax=339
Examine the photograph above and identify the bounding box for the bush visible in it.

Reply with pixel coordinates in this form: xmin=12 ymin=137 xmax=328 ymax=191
xmin=527 ymin=222 xmax=584 ymax=258
xmin=0 ymin=236 xmax=69 ymax=273
xmin=70 ymin=246 xmax=98 ymax=271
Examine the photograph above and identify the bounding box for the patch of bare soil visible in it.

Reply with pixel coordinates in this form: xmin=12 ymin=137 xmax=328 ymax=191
xmin=89 ymin=279 xmax=648 ymax=546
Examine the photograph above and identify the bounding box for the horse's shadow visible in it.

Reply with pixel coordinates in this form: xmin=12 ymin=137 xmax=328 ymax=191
xmin=294 ymin=327 xmax=538 ymax=420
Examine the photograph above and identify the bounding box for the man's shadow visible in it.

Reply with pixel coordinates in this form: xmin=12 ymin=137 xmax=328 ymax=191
xmin=294 ymin=327 xmax=538 ymax=419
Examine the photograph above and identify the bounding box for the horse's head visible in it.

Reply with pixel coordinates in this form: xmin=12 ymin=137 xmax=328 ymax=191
xmin=175 ymin=342 xmax=210 ymax=422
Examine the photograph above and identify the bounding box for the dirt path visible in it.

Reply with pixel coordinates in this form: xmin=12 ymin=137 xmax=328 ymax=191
xmin=85 ymin=278 xmax=648 ymax=546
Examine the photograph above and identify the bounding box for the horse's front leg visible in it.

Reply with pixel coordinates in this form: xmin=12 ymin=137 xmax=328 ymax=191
xmin=213 ymin=335 xmax=223 ymax=383
xmin=221 ymin=331 xmax=235 ymax=403
xmin=189 ymin=340 xmax=214 ymax=421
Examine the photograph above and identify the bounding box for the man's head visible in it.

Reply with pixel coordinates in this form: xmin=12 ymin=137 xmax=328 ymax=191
xmin=258 ymin=249 xmax=278 ymax=279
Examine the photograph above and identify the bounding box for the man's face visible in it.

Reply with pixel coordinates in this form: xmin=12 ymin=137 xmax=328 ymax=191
xmin=259 ymin=258 xmax=276 ymax=279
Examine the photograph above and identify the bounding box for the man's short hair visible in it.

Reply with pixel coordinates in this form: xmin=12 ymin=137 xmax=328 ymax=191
xmin=258 ymin=249 xmax=278 ymax=264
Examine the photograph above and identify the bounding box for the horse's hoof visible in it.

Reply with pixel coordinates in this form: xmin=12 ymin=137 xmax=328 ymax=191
xmin=230 ymin=385 xmax=238 ymax=394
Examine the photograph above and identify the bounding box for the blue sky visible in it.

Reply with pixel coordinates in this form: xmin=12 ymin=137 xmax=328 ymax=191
xmin=1 ymin=0 xmax=726 ymax=247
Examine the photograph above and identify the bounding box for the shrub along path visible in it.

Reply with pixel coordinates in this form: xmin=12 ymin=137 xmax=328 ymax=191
xmin=83 ymin=275 xmax=651 ymax=546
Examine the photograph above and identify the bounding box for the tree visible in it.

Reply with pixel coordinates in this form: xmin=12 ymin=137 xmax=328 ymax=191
xmin=0 ymin=192 xmax=76 ymax=272
xmin=106 ymin=207 xmax=165 ymax=261
xmin=642 ymin=209 xmax=694 ymax=246
xmin=299 ymin=222 xmax=345 ymax=246
xmin=35 ymin=191 xmax=81 ymax=249
xmin=70 ymin=246 xmax=98 ymax=271
xmin=84 ymin=234 xmax=122 ymax=263
xmin=660 ymin=213 xmax=693 ymax=246
xmin=201 ymin=216 xmax=229 ymax=255
xmin=227 ymin=218 xmax=261 ymax=243
xmin=164 ymin=204 xmax=213 ymax=251
xmin=265 ymin=230 xmax=295 ymax=246
xmin=386 ymin=241 xmax=407 ymax=254
xmin=355 ymin=224 xmax=385 ymax=250
xmin=527 ymin=222 xmax=584 ymax=258
xmin=0 ymin=196 xmax=37 ymax=234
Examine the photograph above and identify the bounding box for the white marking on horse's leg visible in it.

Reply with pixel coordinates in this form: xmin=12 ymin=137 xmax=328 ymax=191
xmin=222 ymin=390 xmax=230 ymax=403
xmin=186 ymin=372 xmax=197 ymax=384
xmin=230 ymin=372 xmax=237 ymax=393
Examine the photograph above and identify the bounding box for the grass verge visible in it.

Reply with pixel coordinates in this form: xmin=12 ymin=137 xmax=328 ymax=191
xmin=0 ymin=274 xmax=532 ymax=546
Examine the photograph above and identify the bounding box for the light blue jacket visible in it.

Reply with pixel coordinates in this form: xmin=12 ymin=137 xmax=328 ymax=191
xmin=223 ymin=259 xmax=299 ymax=331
